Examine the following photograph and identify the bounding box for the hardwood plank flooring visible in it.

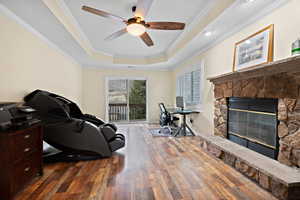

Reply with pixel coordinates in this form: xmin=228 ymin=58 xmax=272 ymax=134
xmin=15 ymin=124 xmax=277 ymax=200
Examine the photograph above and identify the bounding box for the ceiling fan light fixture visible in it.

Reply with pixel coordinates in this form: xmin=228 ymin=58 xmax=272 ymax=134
xmin=126 ymin=23 xmax=146 ymax=36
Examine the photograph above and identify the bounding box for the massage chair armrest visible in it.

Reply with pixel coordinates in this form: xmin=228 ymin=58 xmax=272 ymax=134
xmin=84 ymin=114 xmax=101 ymax=121
xmin=83 ymin=114 xmax=117 ymax=131
xmin=82 ymin=114 xmax=105 ymax=126
xmin=102 ymin=123 xmax=117 ymax=132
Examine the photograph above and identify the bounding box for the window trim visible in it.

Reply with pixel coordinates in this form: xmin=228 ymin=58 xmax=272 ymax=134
xmin=176 ymin=60 xmax=205 ymax=112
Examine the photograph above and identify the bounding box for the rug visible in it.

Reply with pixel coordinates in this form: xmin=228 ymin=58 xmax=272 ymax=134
xmin=149 ymin=127 xmax=173 ymax=137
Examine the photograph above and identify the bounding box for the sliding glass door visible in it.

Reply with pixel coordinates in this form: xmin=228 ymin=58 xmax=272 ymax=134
xmin=108 ymin=79 xmax=128 ymax=121
xmin=107 ymin=78 xmax=147 ymax=122
xmin=128 ymin=80 xmax=147 ymax=121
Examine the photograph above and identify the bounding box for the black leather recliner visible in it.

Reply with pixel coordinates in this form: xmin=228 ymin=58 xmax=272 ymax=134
xmin=24 ymin=90 xmax=125 ymax=162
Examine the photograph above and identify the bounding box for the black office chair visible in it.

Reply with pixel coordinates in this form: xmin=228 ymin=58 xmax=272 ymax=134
xmin=158 ymin=103 xmax=179 ymax=134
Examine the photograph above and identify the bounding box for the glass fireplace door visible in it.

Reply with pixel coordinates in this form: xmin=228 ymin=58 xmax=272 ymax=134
xmin=228 ymin=97 xmax=278 ymax=159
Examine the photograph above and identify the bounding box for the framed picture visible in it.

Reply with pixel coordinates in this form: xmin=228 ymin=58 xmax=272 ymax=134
xmin=233 ymin=24 xmax=274 ymax=71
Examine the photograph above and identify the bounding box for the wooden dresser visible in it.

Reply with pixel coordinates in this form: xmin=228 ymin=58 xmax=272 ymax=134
xmin=0 ymin=125 xmax=43 ymax=200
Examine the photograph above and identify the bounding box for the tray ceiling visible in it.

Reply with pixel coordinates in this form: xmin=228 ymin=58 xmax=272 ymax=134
xmin=64 ymin=0 xmax=208 ymax=57
xmin=0 ymin=0 xmax=288 ymax=69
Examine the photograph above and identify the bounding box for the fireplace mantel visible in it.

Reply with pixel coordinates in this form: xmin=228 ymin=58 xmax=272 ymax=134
xmin=208 ymin=55 xmax=300 ymax=84
xmin=200 ymin=55 xmax=300 ymax=199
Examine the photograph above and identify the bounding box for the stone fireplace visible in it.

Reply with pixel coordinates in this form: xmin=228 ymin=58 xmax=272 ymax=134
xmin=213 ymin=73 xmax=300 ymax=168
xmin=204 ymin=56 xmax=300 ymax=200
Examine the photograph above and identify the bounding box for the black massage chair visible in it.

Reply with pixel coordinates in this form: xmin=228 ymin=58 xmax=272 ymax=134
xmin=24 ymin=90 xmax=125 ymax=162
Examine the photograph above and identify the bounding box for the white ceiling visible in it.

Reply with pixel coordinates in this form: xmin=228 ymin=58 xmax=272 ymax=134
xmin=64 ymin=0 xmax=208 ymax=57
xmin=0 ymin=0 xmax=288 ymax=70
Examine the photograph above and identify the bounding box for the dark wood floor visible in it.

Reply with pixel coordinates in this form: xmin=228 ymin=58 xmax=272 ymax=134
xmin=15 ymin=125 xmax=277 ymax=200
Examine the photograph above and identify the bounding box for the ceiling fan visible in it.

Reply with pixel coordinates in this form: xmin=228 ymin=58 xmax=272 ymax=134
xmin=82 ymin=0 xmax=185 ymax=47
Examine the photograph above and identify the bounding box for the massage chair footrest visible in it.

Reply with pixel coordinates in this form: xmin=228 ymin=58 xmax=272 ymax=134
xmin=109 ymin=134 xmax=125 ymax=152
xmin=101 ymin=125 xmax=121 ymax=141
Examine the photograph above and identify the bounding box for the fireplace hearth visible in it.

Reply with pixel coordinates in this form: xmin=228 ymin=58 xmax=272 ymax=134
xmin=228 ymin=97 xmax=279 ymax=159
xmin=205 ymin=56 xmax=300 ymax=200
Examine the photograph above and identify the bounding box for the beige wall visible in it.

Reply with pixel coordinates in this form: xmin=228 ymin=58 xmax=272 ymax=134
xmin=172 ymin=0 xmax=300 ymax=134
xmin=82 ymin=68 xmax=173 ymax=123
xmin=0 ymin=12 xmax=82 ymax=104
xmin=2 ymin=0 xmax=298 ymax=128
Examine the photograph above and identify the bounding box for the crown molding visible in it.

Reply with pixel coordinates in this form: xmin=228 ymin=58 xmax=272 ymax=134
xmin=58 ymin=0 xmax=95 ymax=52
xmin=52 ymin=0 xmax=219 ymax=65
xmin=53 ymin=0 xmax=170 ymax=64
xmin=167 ymin=0 xmax=235 ymax=59
xmin=169 ymin=0 xmax=288 ymax=71
xmin=0 ymin=3 xmax=81 ymax=67
xmin=84 ymin=65 xmax=170 ymax=71
xmin=1 ymin=0 xmax=288 ymax=71
xmin=166 ymin=0 xmax=218 ymax=56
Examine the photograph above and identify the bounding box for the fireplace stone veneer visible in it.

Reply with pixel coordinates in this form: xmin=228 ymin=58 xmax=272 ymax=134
xmin=207 ymin=56 xmax=300 ymax=200
xmin=213 ymin=75 xmax=300 ymax=168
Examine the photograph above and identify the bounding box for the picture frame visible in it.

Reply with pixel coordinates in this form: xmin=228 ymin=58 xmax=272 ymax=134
xmin=233 ymin=24 xmax=274 ymax=71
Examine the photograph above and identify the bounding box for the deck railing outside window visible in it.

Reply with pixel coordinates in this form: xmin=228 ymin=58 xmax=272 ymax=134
xmin=109 ymin=104 xmax=146 ymax=121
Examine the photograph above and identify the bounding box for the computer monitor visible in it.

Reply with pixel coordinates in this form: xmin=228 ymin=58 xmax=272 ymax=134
xmin=176 ymin=96 xmax=184 ymax=110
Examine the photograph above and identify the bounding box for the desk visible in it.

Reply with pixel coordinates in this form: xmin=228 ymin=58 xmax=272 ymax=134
xmin=170 ymin=110 xmax=199 ymax=137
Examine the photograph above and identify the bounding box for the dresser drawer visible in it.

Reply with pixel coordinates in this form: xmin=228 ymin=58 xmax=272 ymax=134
xmin=0 ymin=125 xmax=43 ymax=200
xmin=12 ymin=127 xmax=41 ymax=161
xmin=12 ymin=152 xmax=41 ymax=194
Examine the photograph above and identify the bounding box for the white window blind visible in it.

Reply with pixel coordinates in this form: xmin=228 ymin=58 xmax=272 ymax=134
xmin=176 ymin=66 xmax=202 ymax=108
xmin=192 ymin=70 xmax=201 ymax=105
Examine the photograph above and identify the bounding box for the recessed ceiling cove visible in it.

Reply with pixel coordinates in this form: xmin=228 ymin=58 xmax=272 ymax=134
xmin=0 ymin=0 xmax=288 ymax=68
xmin=63 ymin=0 xmax=208 ymax=57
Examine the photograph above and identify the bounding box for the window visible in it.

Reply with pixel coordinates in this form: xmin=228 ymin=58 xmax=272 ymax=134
xmin=176 ymin=62 xmax=203 ymax=110
xmin=106 ymin=78 xmax=147 ymax=122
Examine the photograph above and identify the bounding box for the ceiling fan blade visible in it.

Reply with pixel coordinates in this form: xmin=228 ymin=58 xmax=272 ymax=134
xmin=147 ymin=22 xmax=185 ymax=30
xmin=104 ymin=29 xmax=127 ymax=41
xmin=135 ymin=0 xmax=154 ymax=19
xmin=140 ymin=32 xmax=154 ymax=47
xmin=82 ymin=6 xmax=126 ymax=23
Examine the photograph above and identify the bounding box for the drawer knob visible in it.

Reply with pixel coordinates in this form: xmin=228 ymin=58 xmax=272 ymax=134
xmin=24 ymin=148 xmax=31 ymax=152
xmin=24 ymin=167 xmax=31 ymax=172
xmin=24 ymin=134 xmax=31 ymax=139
